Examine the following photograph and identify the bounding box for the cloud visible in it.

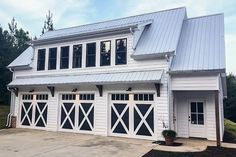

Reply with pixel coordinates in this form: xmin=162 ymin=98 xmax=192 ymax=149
xmin=120 ymin=0 xmax=225 ymax=17
xmin=0 ymin=10 xmax=13 ymax=29
xmin=0 ymin=0 xmax=95 ymax=36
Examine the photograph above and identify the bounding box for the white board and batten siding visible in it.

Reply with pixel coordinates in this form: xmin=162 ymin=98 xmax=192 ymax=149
xmin=171 ymin=75 xmax=220 ymax=91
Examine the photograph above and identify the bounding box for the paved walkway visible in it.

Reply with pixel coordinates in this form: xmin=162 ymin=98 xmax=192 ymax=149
xmin=0 ymin=129 xmax=156 ymax=157
xmin=1 ymin=129 xmax=236 ymax=157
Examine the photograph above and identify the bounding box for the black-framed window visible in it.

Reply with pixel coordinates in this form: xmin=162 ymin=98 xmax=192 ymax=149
xmin=86 ymin=43 xmax=96 ymax=67
xmin=60 ymin=46 xmax=69 ymax=69
xmin=73 ymin=44 xmax=82 ymax=68
xmin=37 ymin=49 xmax=46 ymax=71
xmin=116 ymin=38 xmax=127 ymax=65
xmin=100 ymin=40 xmax=111 ymax=66
xmin=48 ymin=47 xmax=57 ymax=70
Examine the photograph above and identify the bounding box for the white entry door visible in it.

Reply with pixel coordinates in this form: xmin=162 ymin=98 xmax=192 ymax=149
xmin=189 ymin=101 xmax=206 ymax=138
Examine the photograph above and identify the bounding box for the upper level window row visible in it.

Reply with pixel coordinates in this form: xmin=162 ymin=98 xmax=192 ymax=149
xmin=37 ymin=38 xmax=127 ymax=71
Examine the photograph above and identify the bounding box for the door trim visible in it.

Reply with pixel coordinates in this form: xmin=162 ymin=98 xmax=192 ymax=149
xmin=57 ymin=93 xmax=95 ymax=134
xmin=18 ymin=93 xmax=49 ymax=130
xmin=108 ymin=93 xmax=156 ymax=140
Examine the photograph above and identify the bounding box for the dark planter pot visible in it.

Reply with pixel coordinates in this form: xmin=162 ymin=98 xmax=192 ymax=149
xmin=164 ymin=137 xmax=174 ymax=146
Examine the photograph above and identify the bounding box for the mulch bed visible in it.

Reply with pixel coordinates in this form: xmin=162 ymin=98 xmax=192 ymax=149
xmin=152 ymin=140 xmax=183 ymax=146
xmin=142 ymin=146 xmax=236 ymax=157
xmin=223 ymin=131 xmax=236 ymax=144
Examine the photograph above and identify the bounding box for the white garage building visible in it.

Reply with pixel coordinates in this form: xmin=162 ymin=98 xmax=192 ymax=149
xmin=7 ymin=7 xmax=226 ymax=143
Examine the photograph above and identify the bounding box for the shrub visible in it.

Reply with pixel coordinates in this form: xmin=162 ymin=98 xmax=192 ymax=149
xmin=162 ymin=130 xmax=177 ymax=138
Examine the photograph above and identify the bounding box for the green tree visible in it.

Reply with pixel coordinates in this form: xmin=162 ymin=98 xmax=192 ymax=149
xmin=224 ymin=73 xmax=236 ymax=122
xmin=42 ymin=10 xmax=54 ymax=34
xmin=8 ymin=17 xmax=17 ymax=35
xmin=0 ymin=18 xmax=30 ymax=105
xmin=8 ymin=18 xmax=30 ymax=52
xmin=0 ymin=27 xmax=14 ymax=104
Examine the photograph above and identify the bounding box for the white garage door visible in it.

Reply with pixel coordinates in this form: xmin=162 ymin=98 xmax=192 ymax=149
xmin=20 ymin=94 xmax=48 ymax=128
xmin=59 ymin=93 xmax=94 ymax=133
xmin=109 ymin=93 xmax=156 ymax=140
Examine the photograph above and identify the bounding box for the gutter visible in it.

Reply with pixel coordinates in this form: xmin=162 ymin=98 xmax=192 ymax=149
xmin=7 ymin=64 xmax=32 ymax=70
xmin=168 ymin=69 xmax=226 ymax=75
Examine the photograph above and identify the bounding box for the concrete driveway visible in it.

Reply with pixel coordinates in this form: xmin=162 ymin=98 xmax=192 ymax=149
xmin=0 ymin=129 xmax=155 ymax=157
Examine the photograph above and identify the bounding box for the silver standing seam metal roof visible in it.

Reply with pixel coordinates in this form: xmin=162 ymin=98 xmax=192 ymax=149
xmin=8 ymin=7 xmax=187 ymax=68
xmin=171 ymin=14 xmax=225 ymax=72
xmin=7 ymin=46 xmax=34 ymax=69
xmin=38 ymin=19 xmax=154 ymax=40
xmin=8 ymin=70 xmax=163 ymax=86
xmin=37 ymin=7 xmax=186 ymax=59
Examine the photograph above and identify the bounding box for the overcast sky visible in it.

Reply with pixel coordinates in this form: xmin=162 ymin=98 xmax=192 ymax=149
xmin=0 ymin=0 xmax=235 ymax=73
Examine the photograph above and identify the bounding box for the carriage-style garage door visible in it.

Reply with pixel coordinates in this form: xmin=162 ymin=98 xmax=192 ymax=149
xmin=59 ymin=93 xmax=94 ymax=133
xmin=20 ymin=94 xmax=48 ymax=128
xmin=109 ymin=93 xmax=156 ymax=140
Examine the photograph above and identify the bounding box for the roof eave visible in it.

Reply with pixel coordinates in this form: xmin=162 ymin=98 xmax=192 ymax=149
xmin=32 ymin=25 xmax=137 ymax=46
xmin=8 ymin=80 xmax=162 ymax=87
xmin=131 ymin=51 xmax=175 ymax=60
xmin=168 ymin=68 xmax=226 ymax=74
xmin=7 ymin=64 xmax=32 ymax=70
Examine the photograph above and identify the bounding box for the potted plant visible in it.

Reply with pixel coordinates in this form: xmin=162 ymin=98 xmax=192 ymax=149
xmin=162 ymin=130 xmax=177 ymax=146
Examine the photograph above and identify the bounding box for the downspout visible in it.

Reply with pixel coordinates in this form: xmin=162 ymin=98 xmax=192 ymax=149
xmin=165 ymin=53 xmax=172 ymax=130
xmin=6 ymin=68 xmax=15 ymax=128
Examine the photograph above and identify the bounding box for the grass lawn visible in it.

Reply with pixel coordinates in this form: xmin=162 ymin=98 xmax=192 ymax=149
xmin=0 ymin=105 xmax=10 ymax=129
xmin=224 ymin=119 xmax=236 ymax=143
xmin=143 ymin=146 xmax=236 ymax=157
